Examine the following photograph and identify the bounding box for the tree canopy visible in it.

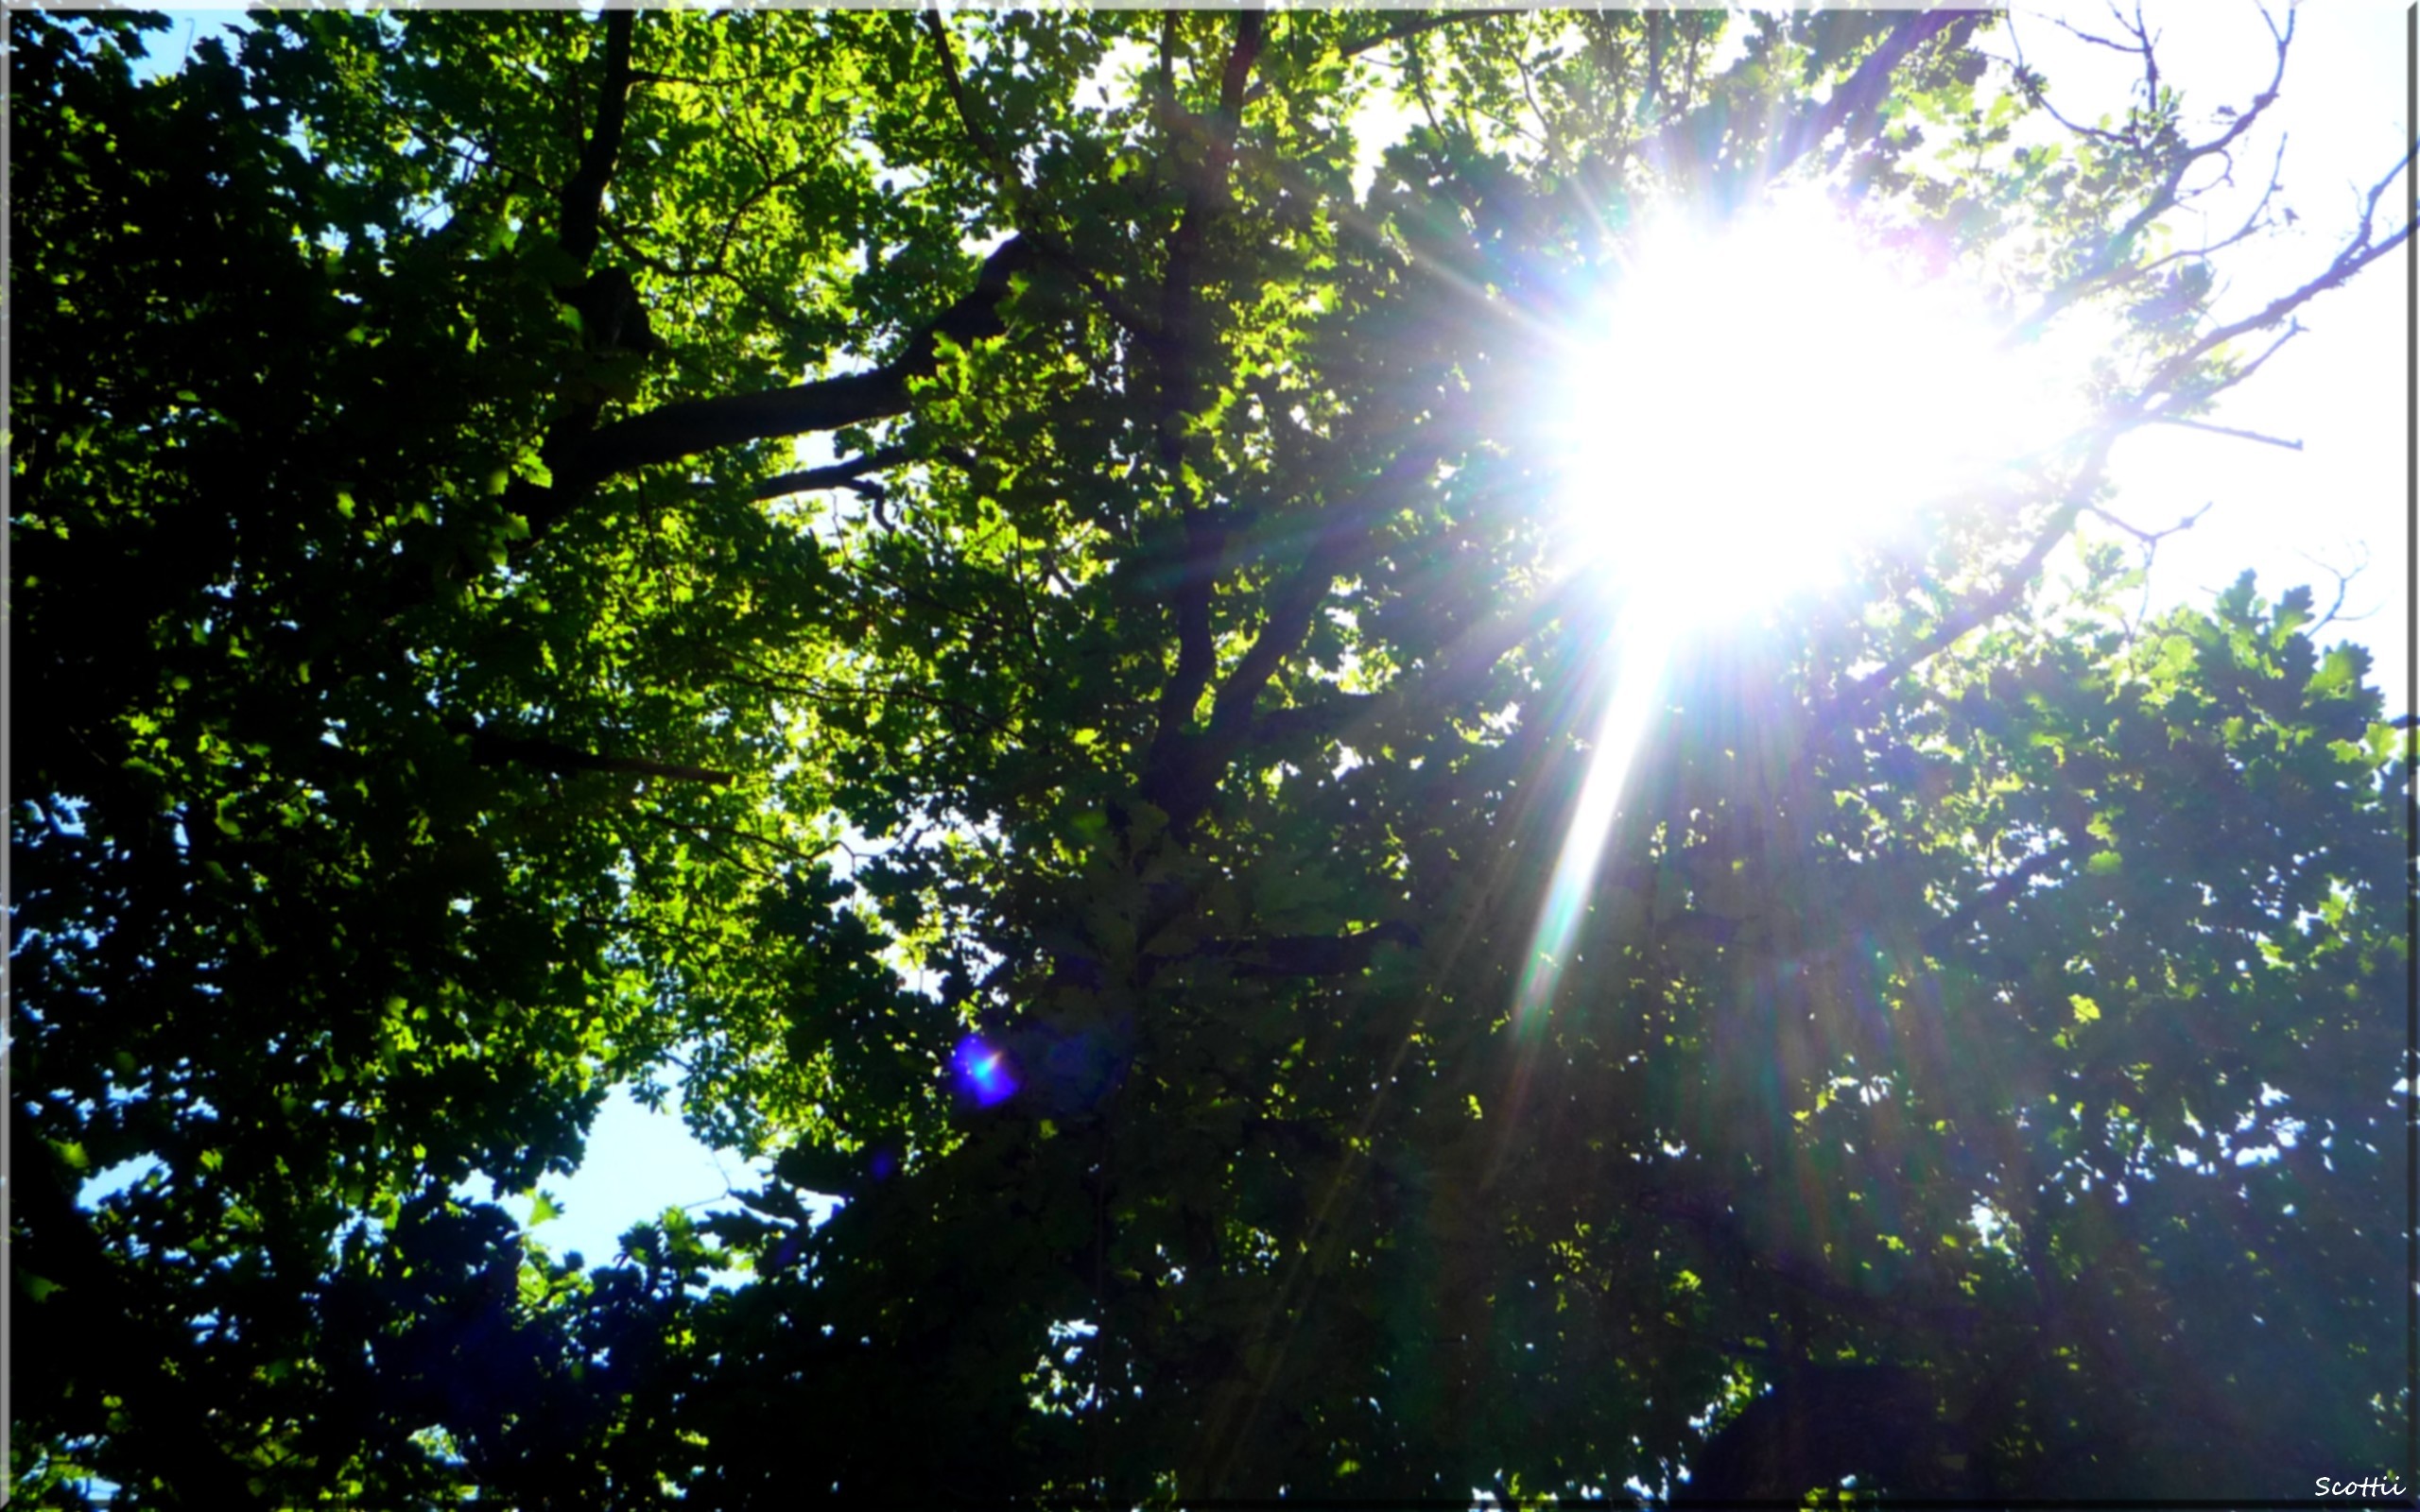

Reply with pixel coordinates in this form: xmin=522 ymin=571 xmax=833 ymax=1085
xmin=10 ymin=9 xmax=2411 ymax=1507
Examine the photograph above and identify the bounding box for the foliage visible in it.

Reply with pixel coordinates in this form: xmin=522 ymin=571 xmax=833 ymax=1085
xmin=9 ymin=9 xmax=2407 ymax=1507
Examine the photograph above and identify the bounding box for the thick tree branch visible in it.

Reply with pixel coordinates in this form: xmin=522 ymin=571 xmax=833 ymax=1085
xmin=1141 ymin=12 xmax=1265 ymax=821
xmin=1143 ymin=511 xmax=1228 ymax=811
xmin=922 ymin=9 xmax=1015 ymax=191
xmin=557 ymin=9 xmax=637 ymax=271
xmin=1250 ymin=692 xmax=1380 ymax=746
xmin=374 ymin=11 xmax=648 ymax=618
xmin=1643 ymin=1183 xmax=1986 ymax=1340
xmin=921 ymin=9 xmax=1156 ymax=342
xmin=1206 ymin=437 xmax=1454 ymax=755
xmin=1230 ymin=567 xmax=1593 ymax=782
xmin=563 ymin=235 xmax=1035 ymax=491
xmin=1143 ymin=522 xmax=1353 ymax=833
xmin=1207 ymin=536 xmax=1356 ymax=748
xmin=574 ymin=371 xmax=909 ymax=490
xmin=1405 ymin=570 xmax=1597 ymax=727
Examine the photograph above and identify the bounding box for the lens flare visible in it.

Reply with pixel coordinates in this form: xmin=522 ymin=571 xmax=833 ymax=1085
xmin=1513 ymin=188 xmax=2090 ymax=1048
xmin=1512 ymin=605 xmax=1675 ymax=1033
xmin=952 ymin=1035 xmax=1017 ymax=1108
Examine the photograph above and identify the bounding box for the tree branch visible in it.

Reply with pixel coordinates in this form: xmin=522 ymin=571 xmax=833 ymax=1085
xmin=747 ymin=446 xmax=913 ymax=504
xmin=557 ymin=9 xmax=637 ymax=272
xmin=1835 ymin=434 xmax=2119 ymax=718
xmin=1206 ymin=539 xmax=1355 ymax=749
xmin=1207 ymin=438 xmax=1452 ymax=752
xmin=1414 ymin=571 xmax=1594 ymax=718
xmin=2138 ymin=142 xmax=2414 ymax=401
xmin=564 ymin=235 xmax=1035 ymax=490
xmin=454 ymin=721 xmax=734 ymax=787
xmin=2143 ymin=415 xmax=2302 ymax=451
xmin=1754 ymin=10 xmax=1969 ymax=189
xmin=2085 ymin=497 xmax=2215 ymax=553
xmin=1141 ymin=11 xmax=1265 ymax=824
xmin=1241 ymin=11 xmax=1516 ymax=106
xmin=922 ymin=9 xmax=1014 ymax=191
xmin=922 ymin=10 xmax=1156 ymax=342
xmin=1920 ymin=844 xmax=2083 ymax=954
xmin=378 ymin=11 xmax=648 ymax=616
xmin=1250 ymin=692 xmax=1381 ymax=747
xmin=2008 ymin=4 xmax=2293 ymax=341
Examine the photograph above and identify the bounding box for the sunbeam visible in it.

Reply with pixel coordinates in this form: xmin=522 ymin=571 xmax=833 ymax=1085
xmin=1510 ymin=602 xmax=1675 ymax=1036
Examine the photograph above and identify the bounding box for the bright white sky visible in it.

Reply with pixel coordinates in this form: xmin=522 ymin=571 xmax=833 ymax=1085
xmin=2005 ymin=1 xmax=2410 ymax=709
xmin=102 ymin=6 xmax=2411 ymax=1276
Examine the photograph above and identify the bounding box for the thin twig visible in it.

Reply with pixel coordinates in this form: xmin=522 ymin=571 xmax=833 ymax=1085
xmin=2295 ymin=546 xmax=2373 ymax=632
xmin=2143 ymin=416 xmax=2302 ymax=452
xmin=2085 ymin=499 xmax=2215 ymax=548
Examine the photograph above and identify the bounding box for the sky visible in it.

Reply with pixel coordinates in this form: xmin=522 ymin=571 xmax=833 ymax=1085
xmin=2007 ymin=1 xmax=2411 ymax=712
xmin=91 ymin=5 xmax=2412 ymax=1277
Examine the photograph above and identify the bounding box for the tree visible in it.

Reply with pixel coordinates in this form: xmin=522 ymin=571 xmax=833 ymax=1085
xmin=10 ymin=9 xmax=2409 ymax=1506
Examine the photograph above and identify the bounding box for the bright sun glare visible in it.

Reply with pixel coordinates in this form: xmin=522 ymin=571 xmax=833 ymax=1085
xmin=1558 ymin=189 xmax=2086 ymax=621
xmin=1512 ymin=190 xmax=2092 ymax=1039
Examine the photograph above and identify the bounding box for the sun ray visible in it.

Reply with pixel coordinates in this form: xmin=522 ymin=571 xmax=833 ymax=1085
xmin=1510 ymin=601 xmax=1676 ymax=1038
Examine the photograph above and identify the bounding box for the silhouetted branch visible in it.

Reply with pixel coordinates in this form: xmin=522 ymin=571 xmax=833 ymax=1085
xmin=453 ymin=720 xmax=734 ymax=786
xmin=1251 ymin=693 xmax=1380 ymax=746
xmin=2006 ymin=5 xmax=2294 ymax=339
xmin=1835 ymin=433 xmax=2119 ymax=717
xmin=1782 ymin=11 xmax=1969 ymax=182
xmin=557 ymin=9 xmax=637 ymax=270
xmin=2144 ymin=416 xmax=2301 ymax=451
xmin=2296 ymin=546 xmax=2373 ymax=632
xmin=748 ymin=446 xmax=913 ymax=504
xmin=569 ymin=235 xmax=1035 ymax=489
xmin=2140 ymin=139 xmax=2414 ymax=400
xmin=2085 ymin=498 xmax=2216 ymax=547
xmin=1141 ymin=11 xmax=1264 ymax=827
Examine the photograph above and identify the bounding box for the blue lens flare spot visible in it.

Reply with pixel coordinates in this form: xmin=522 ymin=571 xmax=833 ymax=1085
xmin=952 ymin=1035 xmax=1017 ymax=1108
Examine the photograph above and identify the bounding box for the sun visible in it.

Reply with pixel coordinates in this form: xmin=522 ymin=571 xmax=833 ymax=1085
xmin=1507 ymin=188 xmax=2092 ymax=1040
xmin=1555 ymin=188 xmax=2085 ymax=624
